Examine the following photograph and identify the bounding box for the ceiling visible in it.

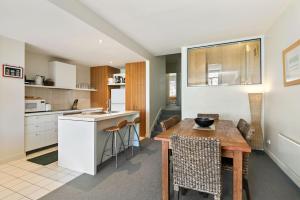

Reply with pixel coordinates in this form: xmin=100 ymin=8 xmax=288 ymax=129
xmin=0 ymin=0 xmax=143 ymax=67
xmin=80 ymin=0 xmax=291 ymax=55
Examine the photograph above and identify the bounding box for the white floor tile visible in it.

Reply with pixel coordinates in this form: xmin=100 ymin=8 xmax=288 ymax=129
xmin=35 ymin=178 xmax=53 ymax=188
xmin=2 ymin=192 xmax=24 ymax=200
xmin=9 ymin=181 xmax=33 ymax=192
xmin=0 ymin=185 xmax=6 ymax=192
xmin=18 ymin=184 xmax=40 ymax=196
xmin=0 ymin=174 xmax=15 ymax=185
xmin=0 ymin=164 xmax=12 ymax=170
xmin=0 ymin=147 xmax=80 ymax=199
xmin=26 ymin=188 xmax=49 ymax=200
xmin=57 ymin=174 xmax=76 ymax=184
xmin=1 ymin=178 xmax=23 ymax=188
xmin=18 ymin=197 xmax=30 ymax=200
xmin=43 ymin=181 xmax=63 ymax=191
xmin=0 ymin=188 xmax=14 ymax=199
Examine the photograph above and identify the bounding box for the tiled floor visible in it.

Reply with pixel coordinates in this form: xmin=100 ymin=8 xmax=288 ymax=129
xmin=0 ymin=147 xmax=82 ymax=200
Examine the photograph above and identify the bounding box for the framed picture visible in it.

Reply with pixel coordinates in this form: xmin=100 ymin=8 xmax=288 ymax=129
xmin=2 ymin=64 xmax=23 ymax=79
xmin=283 ymin=40 xmax=300 ymax=86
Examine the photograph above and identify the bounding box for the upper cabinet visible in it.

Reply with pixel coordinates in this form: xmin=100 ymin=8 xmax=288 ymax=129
xmin=90 ymin=66 xmax=120 ymax=109
xmin=49 ymin=61 xmax=76 ymax=89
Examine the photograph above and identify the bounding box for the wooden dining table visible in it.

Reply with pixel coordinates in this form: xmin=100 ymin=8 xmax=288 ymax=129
xmin=154 ymin=118 xmax=251 ymax=200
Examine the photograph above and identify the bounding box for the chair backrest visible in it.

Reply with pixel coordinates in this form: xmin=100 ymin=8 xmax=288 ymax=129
xmin=237 ymin=119 xmax=254 ymax=143
xmin=237 ymin=119 xmax=254 ymax=176
xmin=160 ymin=115 xmax=180 ymax=132
xmin=171 ymin=135 xmax=221 ymax=195
xmin=133 ymin=117 xmax=140 ymax=124
xmin=197 ymin=113 xmax=220 ymax=120
xmin=117 ymin=120 xmax=128 ymax=129
xmin=170 ymin=115 xmax=180 ymax=124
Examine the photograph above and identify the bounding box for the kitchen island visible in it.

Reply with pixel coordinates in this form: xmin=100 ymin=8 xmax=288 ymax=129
xmin=58 ymin=111 xmax=139 ymax=175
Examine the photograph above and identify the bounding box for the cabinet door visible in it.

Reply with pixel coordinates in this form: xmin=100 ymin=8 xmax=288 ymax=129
xmin=125 ymin=62 xmax=146 ymax=137
xmin=25 ymin=116 xmax=42 ymax=151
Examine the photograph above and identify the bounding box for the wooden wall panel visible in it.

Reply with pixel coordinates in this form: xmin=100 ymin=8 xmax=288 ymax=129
xmin=125 ymin=61 xmax=146 ymax=137
xmin=188 ymin=49 xmax=207 ymax=86
xmin=90 ymin=66 xmax=120 ymax=110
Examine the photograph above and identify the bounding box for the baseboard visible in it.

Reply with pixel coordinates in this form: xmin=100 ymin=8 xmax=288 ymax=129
xmin=265 ymin=148 xmax=300 ymax=188
xmin=0 ymin=152 xmax=26 ymax=165
xmin=150 ymin=107 xmax=162 ymax=133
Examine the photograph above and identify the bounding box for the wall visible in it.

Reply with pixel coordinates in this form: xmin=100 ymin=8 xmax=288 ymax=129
xmin=166 ymin=53 xmax=181 ymax=106
xmin=181 ymin=37 xmax=264 ymax=124
xmin=25 ymin=51 xmax=91 ymax=110
xmin=264 ymin=0 xmax=300 ymax=187
xmin=0 ymin=35 xmax=25 ymax=163
xmin=25 ymin=51 xmax=90 ymax=84
xmin=25 ymin=88 xmax=90 ymax=110
xmin=147 ymin=56 xmax=166 ymax=137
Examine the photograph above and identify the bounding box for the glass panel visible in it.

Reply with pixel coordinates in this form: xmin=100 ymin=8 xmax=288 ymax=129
xmin=187 ymin=39 xmax=261 ymax=86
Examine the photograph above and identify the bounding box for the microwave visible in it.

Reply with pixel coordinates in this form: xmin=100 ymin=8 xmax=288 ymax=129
xmin=25 ymin=99 xmax=46 ymax=113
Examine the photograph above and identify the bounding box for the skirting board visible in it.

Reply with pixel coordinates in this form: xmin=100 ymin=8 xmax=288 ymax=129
xmin=265 ymin=148 xmax=300 ymax=188
xmin=150 ymin=107 xmax=162 ymax=134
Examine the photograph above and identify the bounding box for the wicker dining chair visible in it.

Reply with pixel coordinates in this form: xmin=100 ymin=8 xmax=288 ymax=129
xmin=222 ymin=119 xmax=254 ymax=200
xmin=197 ymin=113 xmax=220 ymax=120
xmin=171 ymin=135 xmax=222 ymax=200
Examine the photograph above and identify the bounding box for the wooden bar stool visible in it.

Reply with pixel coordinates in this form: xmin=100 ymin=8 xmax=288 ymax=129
xmin=125 ymin=117 xmax=141 ymax=156
xmin=100 ymin=120 xmax=127 ymax=168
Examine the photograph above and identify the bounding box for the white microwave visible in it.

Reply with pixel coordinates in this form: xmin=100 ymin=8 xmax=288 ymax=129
xmin=25 ymin=99 xmax=46 ymax=113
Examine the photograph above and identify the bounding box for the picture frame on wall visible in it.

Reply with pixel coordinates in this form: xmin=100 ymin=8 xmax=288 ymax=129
xmin=2 ymin=64 xmax=23 ymax=79
xmin=283 ymin=39 xmax=300 ymax=87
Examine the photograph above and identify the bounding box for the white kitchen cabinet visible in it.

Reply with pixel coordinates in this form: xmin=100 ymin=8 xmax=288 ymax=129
xmin=48 ymin=61 xmax=76 ymax=89
xmin=25 ymin=114 xmax=60 ymax=152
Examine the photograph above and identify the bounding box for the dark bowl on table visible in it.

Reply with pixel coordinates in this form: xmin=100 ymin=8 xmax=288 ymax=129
xmin=194 ymin=117 xmax=215 ymax=128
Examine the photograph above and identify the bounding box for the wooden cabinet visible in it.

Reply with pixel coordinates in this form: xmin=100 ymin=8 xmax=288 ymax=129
xmin=90 ymin=66 xmax=120 ymax=110
xmin=125 ymin=61 xmax=146 ymax=137
xmin=25 ymin=114 xmax=59 ymax=152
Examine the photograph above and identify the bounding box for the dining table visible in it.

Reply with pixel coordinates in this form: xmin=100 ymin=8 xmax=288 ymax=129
xmin=154 ymin=118 xmax=251 ymax=200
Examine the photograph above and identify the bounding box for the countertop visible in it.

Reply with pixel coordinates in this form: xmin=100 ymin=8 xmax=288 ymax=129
xmin=25 ymin=108 xmax=103 ymax=117
xmin=58 ymin=110 xmax=139 ymax=122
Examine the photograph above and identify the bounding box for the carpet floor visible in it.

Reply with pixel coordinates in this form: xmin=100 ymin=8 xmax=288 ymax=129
xmin=41 ymin=140 xmax=300 ymax=200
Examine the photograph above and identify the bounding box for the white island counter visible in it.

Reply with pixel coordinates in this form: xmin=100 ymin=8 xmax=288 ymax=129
xmin=58 ymin=110 xmax=139 ymax=175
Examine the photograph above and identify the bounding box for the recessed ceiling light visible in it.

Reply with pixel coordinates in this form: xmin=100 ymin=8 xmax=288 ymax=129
xmin=109 ymin=61 xmax=113 ymax=64
xmin=98 ymin=39 xmax=103 ymax=44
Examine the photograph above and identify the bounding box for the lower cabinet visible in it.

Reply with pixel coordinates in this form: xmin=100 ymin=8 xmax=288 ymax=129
xmin=25 ymin=114 xmax=60 ymax=152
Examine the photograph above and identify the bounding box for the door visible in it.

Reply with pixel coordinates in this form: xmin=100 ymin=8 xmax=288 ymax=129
xmin=125 ymin=61 xmax=146 ymax=137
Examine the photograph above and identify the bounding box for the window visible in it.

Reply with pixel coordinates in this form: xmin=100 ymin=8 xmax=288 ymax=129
xmin=168 ymin=73 xmax=176 ymax=97
xmin=187 ymin=39 xmax=262 ymax=86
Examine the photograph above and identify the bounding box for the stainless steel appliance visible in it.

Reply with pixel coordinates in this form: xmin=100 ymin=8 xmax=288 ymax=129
xmin=25 ymin=99 xmax=46 ymax=112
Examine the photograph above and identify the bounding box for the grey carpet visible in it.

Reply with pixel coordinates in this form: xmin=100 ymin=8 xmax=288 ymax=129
xmin=41 ymin=140 xmax=300 ymax=200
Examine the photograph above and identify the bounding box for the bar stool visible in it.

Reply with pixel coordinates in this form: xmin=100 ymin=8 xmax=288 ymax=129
xmin=99 ymin=120 xmax=127 ymax=168
xmin=125 ymin=117 xmax=141 ymax=156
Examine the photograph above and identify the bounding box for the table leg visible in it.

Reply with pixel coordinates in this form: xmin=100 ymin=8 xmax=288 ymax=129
xmin=233 ymin=151 xmax=243 ymax=200
xmin=162 ymin=141 xmax=169 ymax=200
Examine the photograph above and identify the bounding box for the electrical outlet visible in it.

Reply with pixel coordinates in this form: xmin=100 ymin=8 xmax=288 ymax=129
xmin=267 ymin=139 xmax=271 ymax=145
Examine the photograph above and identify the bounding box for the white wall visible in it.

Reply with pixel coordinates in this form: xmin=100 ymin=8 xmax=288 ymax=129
xmin=264 ymin=0 xmax=300 ymax=187
xmin=25 ymin=51 xmax=90 ymax=84
xmin=181 ymin=37 xmax=264 ymax=124
xmin=0 ymin=35 xmax=25 ymax=163
xmin=147 ymin=56 xmax=166 ymax=137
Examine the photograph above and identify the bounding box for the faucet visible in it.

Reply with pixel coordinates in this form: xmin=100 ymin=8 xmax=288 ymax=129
xmin=107 ymin=99 xmax=111 ymax=113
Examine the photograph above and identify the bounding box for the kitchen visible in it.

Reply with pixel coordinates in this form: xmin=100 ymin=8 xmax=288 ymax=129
xmin=23 ymin=48 xmax=146 ymax=172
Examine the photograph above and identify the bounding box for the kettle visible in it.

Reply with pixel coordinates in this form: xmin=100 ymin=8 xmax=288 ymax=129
xmin=35 ymin=75 xmax=45 ymax=85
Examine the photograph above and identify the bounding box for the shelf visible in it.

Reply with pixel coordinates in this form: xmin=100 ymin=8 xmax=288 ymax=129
xmin=107 ymin=83 xmax=125 ymax=86
xmin=25 ymin=84 xmax=97 ymax=91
